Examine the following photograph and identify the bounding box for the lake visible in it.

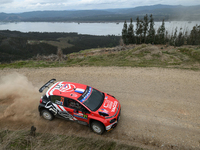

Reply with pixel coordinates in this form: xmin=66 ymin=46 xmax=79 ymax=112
xmin=0 ymin=21 xmax=199 ymax=36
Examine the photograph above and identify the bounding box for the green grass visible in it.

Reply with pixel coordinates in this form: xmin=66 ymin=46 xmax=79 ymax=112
xmin=1 ymin=45 xmax=200 ymax=70
xmin=0 ymin=130 xmax=145 ymax=150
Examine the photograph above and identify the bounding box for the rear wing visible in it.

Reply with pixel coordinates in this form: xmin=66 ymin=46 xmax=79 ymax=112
xmin=39 ymin=79 xmax=56 ymax=93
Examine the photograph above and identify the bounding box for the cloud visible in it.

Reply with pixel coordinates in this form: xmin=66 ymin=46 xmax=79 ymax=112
xmin=0 ymin=0 xmax=13 ymax=5
xmin=1 ymin=0 xmax=200 ymax=13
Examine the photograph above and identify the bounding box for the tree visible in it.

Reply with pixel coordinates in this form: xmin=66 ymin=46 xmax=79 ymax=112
xmin=143 ymin=14 xmax=149 ymax=43
xmin=122 ymin=20 xmax=128 ymax=44
xmin=136 ymin=17 xmax=143 ymax=44
xmin=157 ymin=19 xmax=166 ymax=44
xmin=176 ymin=28 xmax=185 ymax=46
xmin=147 ymin=14 xmax=155 ymax=44
xmin=189 ymin=25 xmax=200 ymax=45
xmin=127 ymin=18 xmax=135 ymax=44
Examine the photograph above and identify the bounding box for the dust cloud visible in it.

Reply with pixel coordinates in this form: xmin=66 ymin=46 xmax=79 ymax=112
xmin=0 ymin=73 xmax=40 ymax=122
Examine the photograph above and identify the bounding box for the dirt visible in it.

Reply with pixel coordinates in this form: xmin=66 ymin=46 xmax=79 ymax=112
xmin=0 ymin=67 xmax=200 ymax=150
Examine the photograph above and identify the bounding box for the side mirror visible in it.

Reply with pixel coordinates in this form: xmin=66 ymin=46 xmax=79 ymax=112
xmin=81 ymin=107 xmax=89 ymax=114
xmin=74 ymin=109 xmax=78 ymax=113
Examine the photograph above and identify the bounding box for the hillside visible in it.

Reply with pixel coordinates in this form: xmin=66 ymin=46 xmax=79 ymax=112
xmin=1 ymin=44 xmax=200 ymax=70
xmin=0 ymin=4 xmax=200 ymax=22
xmin=0 ymin=30 xmax=120 ymax=63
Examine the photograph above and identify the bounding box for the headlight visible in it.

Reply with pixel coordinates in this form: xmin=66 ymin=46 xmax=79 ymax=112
xmin=110 ymin=118 xmax=116 ymax=123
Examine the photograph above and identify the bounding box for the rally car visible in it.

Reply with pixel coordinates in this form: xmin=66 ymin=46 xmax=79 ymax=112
xmin=38 ymin=79 xmax=121 ymax=134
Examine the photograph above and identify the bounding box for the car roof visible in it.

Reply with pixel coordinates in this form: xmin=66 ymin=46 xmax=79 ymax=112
xmin=46 ymin=81 xmax=88 ymax=101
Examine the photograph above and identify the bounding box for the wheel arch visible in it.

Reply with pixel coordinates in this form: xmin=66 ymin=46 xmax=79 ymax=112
xmin=89 ymin=119 xmax=105 ymax=130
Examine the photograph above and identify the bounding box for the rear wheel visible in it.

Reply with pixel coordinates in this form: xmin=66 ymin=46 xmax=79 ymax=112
xmin=91 ymin=121 xmax=105 ymax=134
xmin=41 ymin=110 xmax=54 ymax=121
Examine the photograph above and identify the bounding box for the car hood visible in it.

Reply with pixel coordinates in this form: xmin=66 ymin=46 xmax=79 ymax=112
xmin=98 ymin=93 xmax=119 ymax=117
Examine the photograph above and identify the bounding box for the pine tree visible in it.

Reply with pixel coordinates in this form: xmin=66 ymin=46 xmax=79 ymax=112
xmin=136 ymin=17 xmax=140 ymax=44
xmin=147 ymin=14 xmax=155 ymax=44
xmin=136 ymin=17 xmax=143 ymax=44
xmin=143 ymin=14 xmax=149 ymax=43
xmin=139 ymin=20 xmax=144 ymax=44
xmin=157 ymin=19 xmax=165 ymax=44
xmin=189 ymin=25 xmax=200 ymax=45
xmin=122 ymin=20 xmax=128 ymax=45
xmin=176 ymin=28 xmax=185 ymax=46
xmin=127 ymin=18 xmax=135 ymax=44
xmin=173 ymin=27 xmax=178 ymax=46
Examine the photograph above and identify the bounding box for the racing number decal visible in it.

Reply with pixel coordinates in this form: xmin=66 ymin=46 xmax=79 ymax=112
xmin=60 ymin=97 xmax=64 ymax=105
xmin=83 ymin=114 xmax=88 ymax=119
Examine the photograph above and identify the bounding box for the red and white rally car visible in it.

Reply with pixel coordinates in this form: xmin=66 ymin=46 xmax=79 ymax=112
xmin=38 ymin=79 xmax=121 ymax=134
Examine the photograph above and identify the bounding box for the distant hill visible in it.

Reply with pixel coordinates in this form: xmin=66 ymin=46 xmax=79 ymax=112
xmin=0 ymin=4 xmax=200 ymax=22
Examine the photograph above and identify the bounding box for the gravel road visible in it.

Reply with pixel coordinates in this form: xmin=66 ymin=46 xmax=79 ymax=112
xmin=0 ymin=67 xmax=200 ymax=150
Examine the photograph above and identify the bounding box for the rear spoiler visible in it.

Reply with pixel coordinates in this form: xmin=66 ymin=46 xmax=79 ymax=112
xmin=39 ymin=79 xmax=56 ymax=93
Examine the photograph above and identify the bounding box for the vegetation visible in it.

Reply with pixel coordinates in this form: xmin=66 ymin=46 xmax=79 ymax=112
xmin=1 ymin=44 xmax=200 ymax=70
xmin=122 ymin=14 xmax=200 ymax=47
xmin=0 ymin=30 xmax=120 ymax=63
xmin=0 ymin=129 xmax=145 ymax=150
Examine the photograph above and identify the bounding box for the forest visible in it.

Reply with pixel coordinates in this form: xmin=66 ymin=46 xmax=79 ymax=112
xmin=0 ymin=31 xmax=120 ymax=63
xmin=122 ymin=14 xmax=200 ymax=46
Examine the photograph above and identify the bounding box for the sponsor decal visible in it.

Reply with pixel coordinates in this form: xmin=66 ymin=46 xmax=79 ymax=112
xmin=45 ymin=101 xmax=57 ymax=115
xmin=58 ymin=111 xmax=76 ymax=120
xmin=52 ymin=103 xmax=77 ymax=121
xmin=103 ymin=100 xmax=113 ymax=109
xmin=103 ymin=100 xmax=118 ymax=112
xmin=111 ymin=101 xmax=118 ymax=112
xmin=73 ymin=111 xmax=88 ymax=119
xmin=80 ymin=87 xmax=92 ymax=103
xmin=99 ymin=109 xmax=109 ymax=115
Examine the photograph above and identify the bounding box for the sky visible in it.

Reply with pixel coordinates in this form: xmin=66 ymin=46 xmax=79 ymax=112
xmin=1 ymin=0 xmax=200 ymax=13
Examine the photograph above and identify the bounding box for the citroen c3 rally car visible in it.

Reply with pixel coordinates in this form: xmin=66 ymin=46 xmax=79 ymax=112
xmin=38 ymin=79 xmax=121 ymax=134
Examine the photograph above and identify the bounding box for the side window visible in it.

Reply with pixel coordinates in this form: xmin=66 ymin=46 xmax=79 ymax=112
xmin=67 ymin=99 xmax=82 ymax=110
xmin=50 ymin=95 xmax=64 ymax=106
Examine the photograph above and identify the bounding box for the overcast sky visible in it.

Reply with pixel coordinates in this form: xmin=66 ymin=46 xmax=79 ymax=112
xmin=1 ymin=0 xmax=200 ymax=13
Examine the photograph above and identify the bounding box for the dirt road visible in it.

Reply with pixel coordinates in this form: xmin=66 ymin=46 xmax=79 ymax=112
xmin=0 ymin=67 xmax=200 ymax=150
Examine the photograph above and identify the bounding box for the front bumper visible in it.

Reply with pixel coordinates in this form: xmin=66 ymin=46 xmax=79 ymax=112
xmin=106 ymin=109 xmax=121 ymax=131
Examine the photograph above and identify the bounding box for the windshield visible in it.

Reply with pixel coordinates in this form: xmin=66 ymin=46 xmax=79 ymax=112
xmin=79 ymin=87 xmax=104 ymax=111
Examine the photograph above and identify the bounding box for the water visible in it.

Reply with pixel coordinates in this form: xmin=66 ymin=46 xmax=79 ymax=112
xmin=0 ymin=21 xmax=199 ymax=36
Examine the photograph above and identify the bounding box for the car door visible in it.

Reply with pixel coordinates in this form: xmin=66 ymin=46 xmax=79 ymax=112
xmin=50 ymin=95 xmax=77 ymax=121
xmin=65 ymin=98 xmax=90 ymax=125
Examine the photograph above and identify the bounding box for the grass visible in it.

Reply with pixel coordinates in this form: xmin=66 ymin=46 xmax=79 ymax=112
xmin=1 ymin=44 xmax=200 ymax=70
xmin=0 ymin=129 xmax=145 ymax=150
xmin=28 ymin=37 xmax=75 ymax=49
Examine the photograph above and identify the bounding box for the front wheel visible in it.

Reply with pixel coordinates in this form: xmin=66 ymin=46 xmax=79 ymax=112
xmin=41 ymin=110 xmax=54 ymax=121
xmin=91 ymin=121 xmax=105 ymax=134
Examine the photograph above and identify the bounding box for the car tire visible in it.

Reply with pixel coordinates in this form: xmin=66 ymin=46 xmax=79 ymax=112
xmin=41 ymin=110 xmax=54 ymax=121
xmin=91 ymin=121 xmax=105 ymax=134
